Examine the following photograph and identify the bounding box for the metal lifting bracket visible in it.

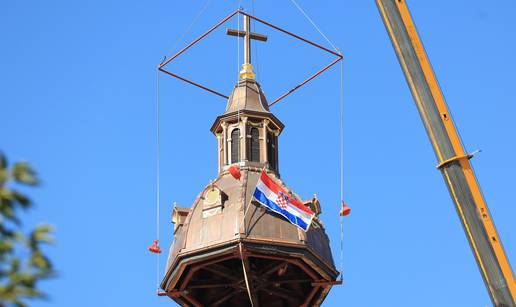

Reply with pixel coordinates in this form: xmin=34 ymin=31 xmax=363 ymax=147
xmin=436 ymin=150 xmax=481 ymax=170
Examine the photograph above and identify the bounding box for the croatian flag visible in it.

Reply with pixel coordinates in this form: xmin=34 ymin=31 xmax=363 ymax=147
xmin=253 ymin=170 xmax=315 ymax=231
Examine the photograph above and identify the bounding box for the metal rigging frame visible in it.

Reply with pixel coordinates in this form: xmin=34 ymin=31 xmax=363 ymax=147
xmin=158 ymin=9 xmax=343 ymax=107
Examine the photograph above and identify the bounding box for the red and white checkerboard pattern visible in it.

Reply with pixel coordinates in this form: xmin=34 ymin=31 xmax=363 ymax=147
xmin=276 ymin=192 xmax=289 ymax=209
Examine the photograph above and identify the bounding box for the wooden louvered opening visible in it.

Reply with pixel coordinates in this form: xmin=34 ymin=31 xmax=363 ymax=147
xmin=267 ymin=132 xmax=276 ymax=170
xmin=249 ymin=127 xmax=260 ymax=162
xmin=231 ymin=128 xmax=240 ymax=164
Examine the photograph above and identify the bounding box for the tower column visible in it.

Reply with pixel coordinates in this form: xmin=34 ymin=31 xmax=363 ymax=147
xmin=274 ymin=130 xmax=280 ymax=172
xmin=221 ymin=122 xmax=228 ymax=166
xmin=216 ymin=133 xmax=223 ymax=172
xmin=262 ymin=119 xmax=269 ymax=164
xmin=241 ymin=117 xmax=248 ymax=162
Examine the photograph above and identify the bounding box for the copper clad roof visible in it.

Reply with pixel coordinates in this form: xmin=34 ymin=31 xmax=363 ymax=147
xmin=161 ymin=77 xmax=338 ymax=306
xmin=162 ymin=168 xmax=337 ymax=284
xmin=210 ymin=79 xmax=284 ymax=133
xmin=224 ymin=79 xmax=270 ymax=114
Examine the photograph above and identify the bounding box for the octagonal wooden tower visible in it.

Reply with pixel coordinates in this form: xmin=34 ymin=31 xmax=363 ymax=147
xmin=160 ymin=75 xmax=340 ymax=306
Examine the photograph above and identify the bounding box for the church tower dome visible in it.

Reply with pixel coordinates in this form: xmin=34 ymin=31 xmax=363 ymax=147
xmin=160 ymin=12 xmax=339 ymax=306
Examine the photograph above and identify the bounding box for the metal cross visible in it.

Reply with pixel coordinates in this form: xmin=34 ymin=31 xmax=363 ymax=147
xmin=227 ymin=14 xmax=267 ymax=67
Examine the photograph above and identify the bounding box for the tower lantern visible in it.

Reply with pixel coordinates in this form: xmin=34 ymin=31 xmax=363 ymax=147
xmin=213 ymin=14 xmax=283 ymax=174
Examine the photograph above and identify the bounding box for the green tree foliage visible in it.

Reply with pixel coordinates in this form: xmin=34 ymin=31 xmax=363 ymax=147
xmin=0 ymin=153 xmax=54 ymax=307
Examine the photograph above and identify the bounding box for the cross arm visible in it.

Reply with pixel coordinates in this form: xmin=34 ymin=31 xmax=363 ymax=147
xmin=226 ymin=28 xmax=268 ymax=42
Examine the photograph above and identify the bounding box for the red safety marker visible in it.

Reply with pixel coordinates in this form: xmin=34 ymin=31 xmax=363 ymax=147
xmin=148 ymin=240 xmax=162 ymax=254
xmin=339 ymin=201 xmax=351 ymax=216
xmin=228 ymin=164 xmax=241 ymax=180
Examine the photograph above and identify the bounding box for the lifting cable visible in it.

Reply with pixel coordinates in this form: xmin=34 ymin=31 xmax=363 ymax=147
xmin=235 ymin=3 xmax=254 ymax=305
xmin=339 ymin=60 xmax=345 ymax=281
xmin=287 ymin=0 xmax=346 ymax=280
xmin=153 ymin=0 xmax=215 ymax=292
xmin=155 ymin=68 xmax=161 ymax=291
xmin=251 ymin=0 xmax=260 ymax=80
xmin=164 ymin=0 xmax=215 ymax=61
xmin=288 ymin=0 xmax=340 ymax=53
xmin=236 ymin=0 xmax=242 ymax=129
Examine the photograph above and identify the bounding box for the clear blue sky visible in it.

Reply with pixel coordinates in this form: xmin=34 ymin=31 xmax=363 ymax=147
xmin=1 ymin=1 xmax=515 ymax=306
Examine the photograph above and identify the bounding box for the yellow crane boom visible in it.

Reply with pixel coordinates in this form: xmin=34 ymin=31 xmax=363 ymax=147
xmin=376 ymin=0 xmax=516 ymax=306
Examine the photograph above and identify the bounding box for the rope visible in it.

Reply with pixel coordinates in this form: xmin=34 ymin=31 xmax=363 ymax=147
xmin=339 ymin=57 xmax=344 ymax=281
xmin=235 ymin=9 xmax=252 ymax=304
xmin=239 ymin=243 xmax=255 ymax=307
xmin=164 ymin=0 xmax=214 ymax=60
xmin=288 ymin=0 xmax=345 ymax=279
xmin=288 ymin=0 xmax=340 ymax=52
xmin=153 ymin=0 xmax=214 ymax=290
xmin=237 ymin=1 xmax=242 ymax=83
xmin=155 ymin=67 xmax=162 ymax=290
xmin=251 ymin=0 xmax=259 ymax=80
xmin=289 ymin=0 xmax=345 ymax=280
xmin=236 ymin=1 xmax=242 ymax=153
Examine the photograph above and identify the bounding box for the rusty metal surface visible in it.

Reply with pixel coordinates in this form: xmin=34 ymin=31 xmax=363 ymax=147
xmin=268 ymin=57 xmax=342 ymax=106
xmin=159 ymin=68 xmax=229 ymax=99
xmin=159 ymin=9 xmax=342 ymax=108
